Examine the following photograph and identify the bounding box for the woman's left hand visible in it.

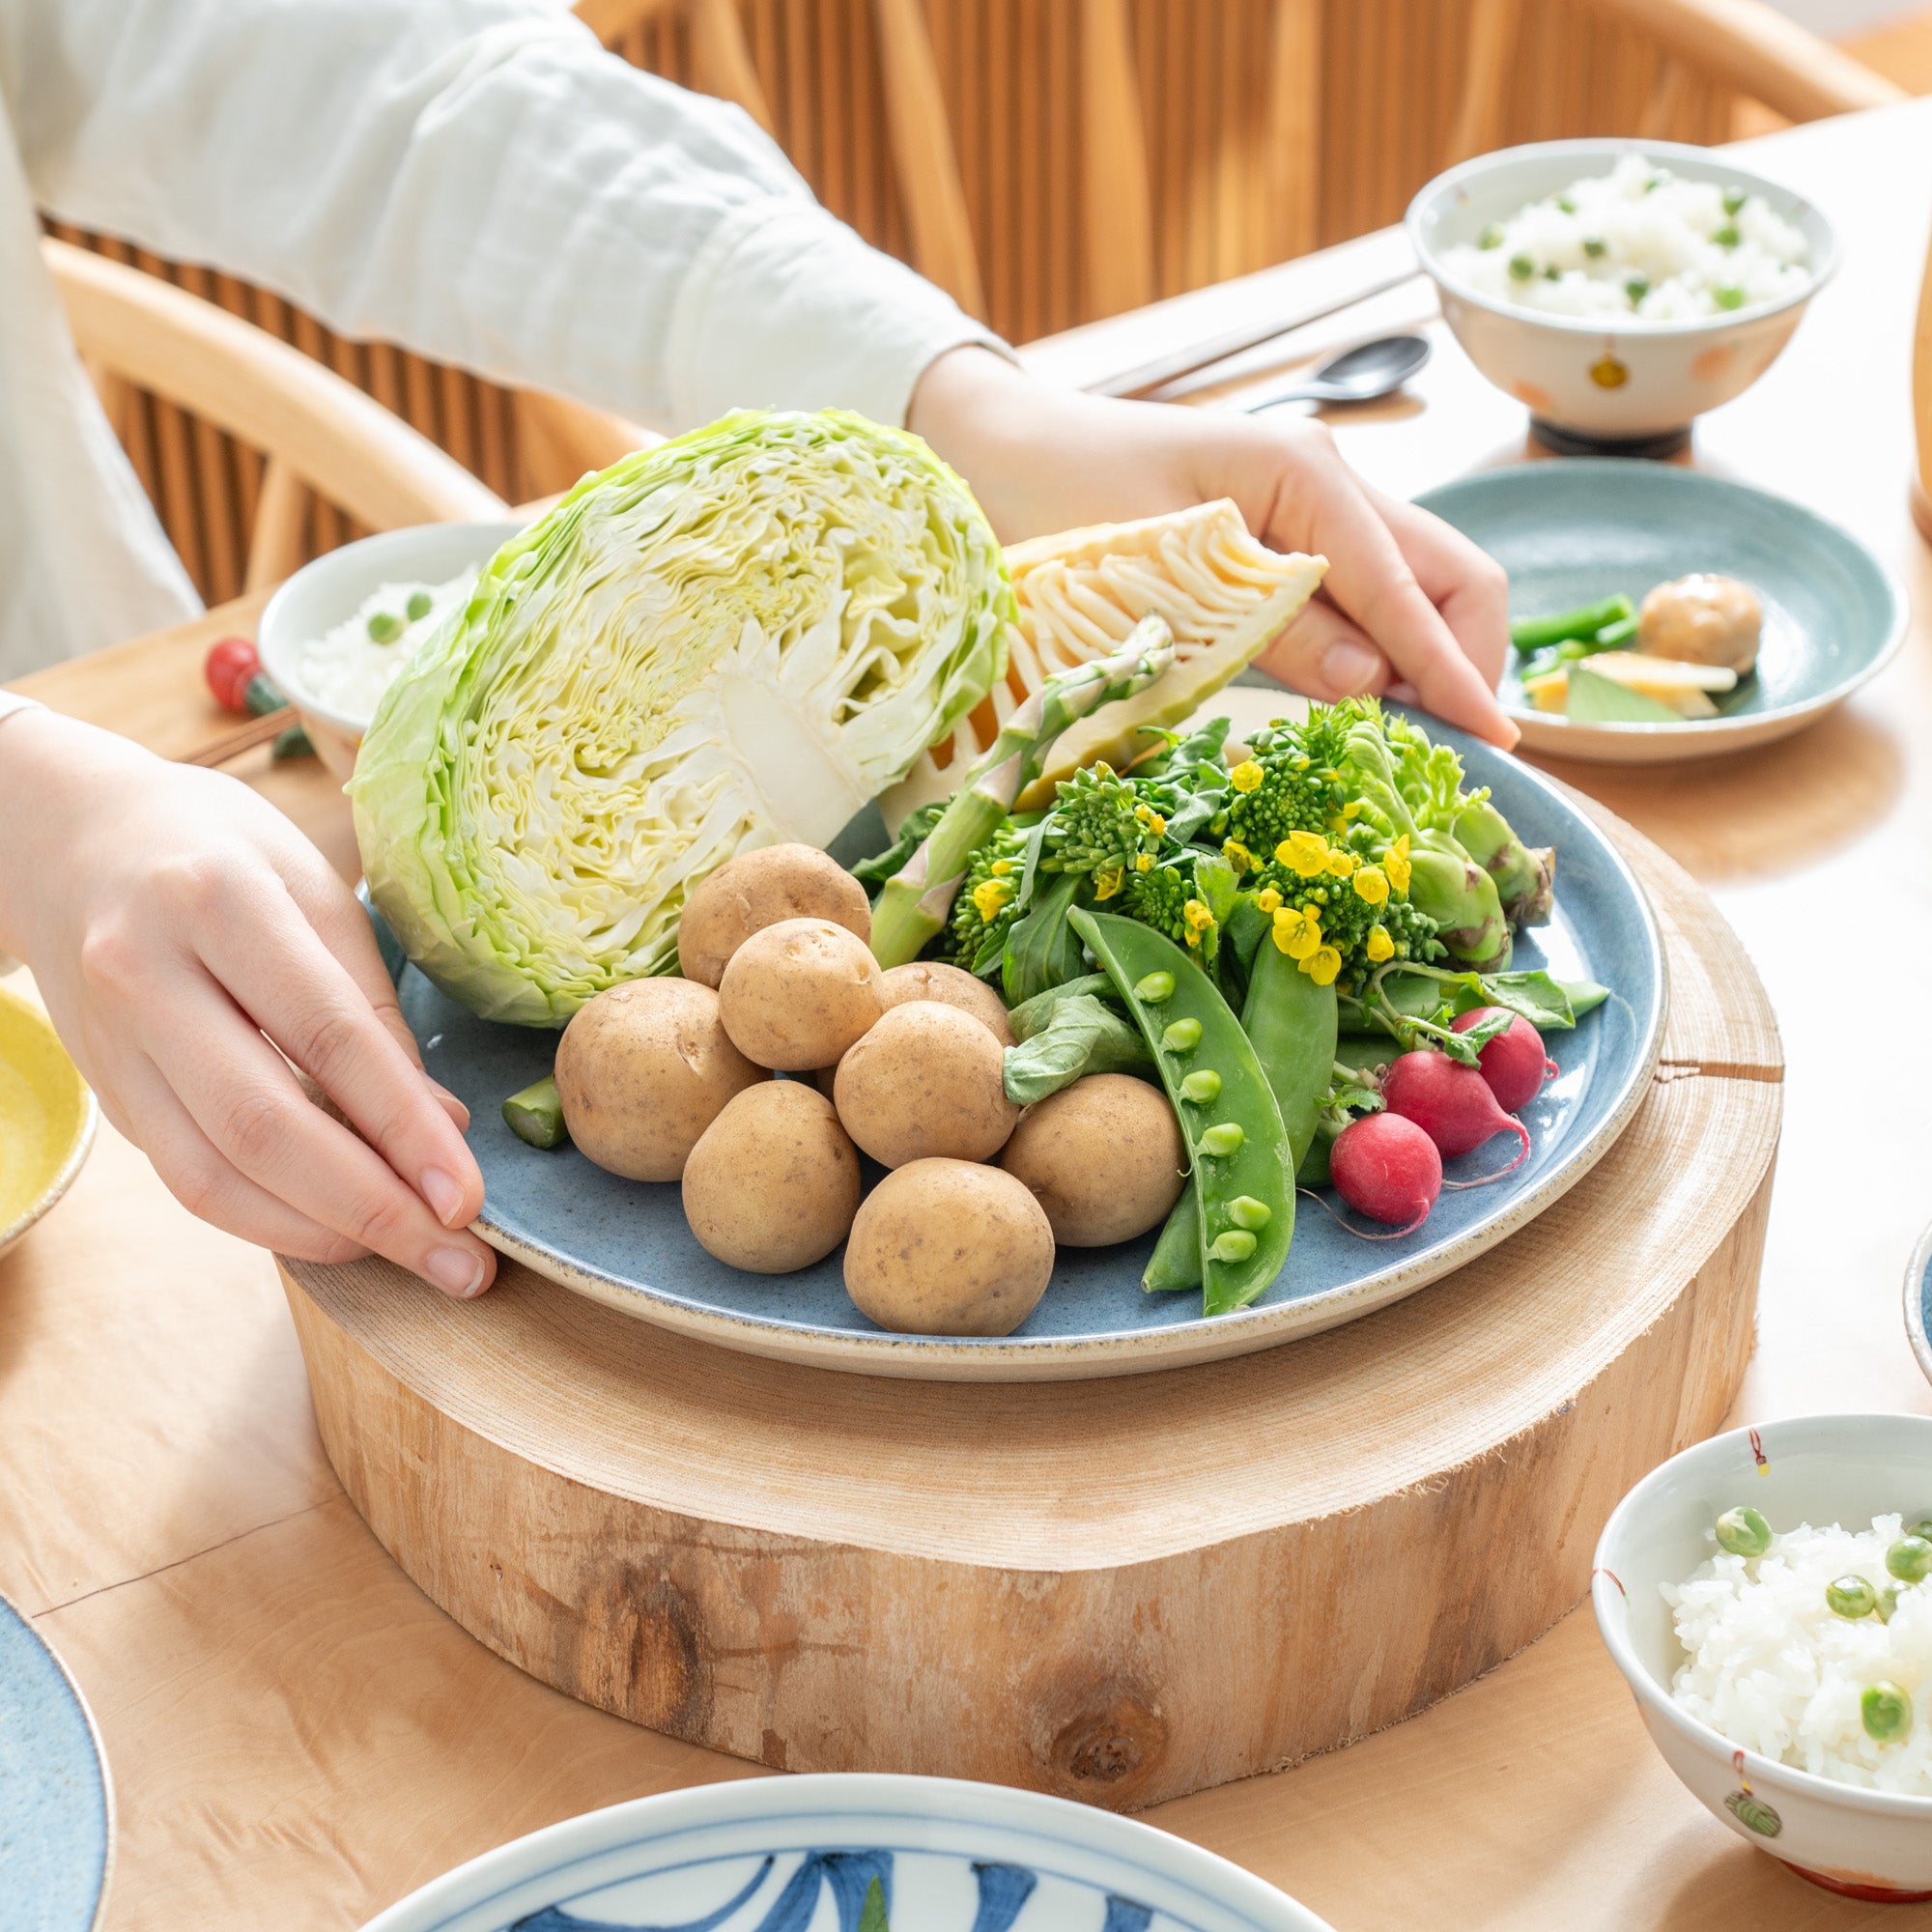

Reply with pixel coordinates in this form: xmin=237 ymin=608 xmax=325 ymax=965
xmin=909 ymin=346 xmax=1515 ymax=748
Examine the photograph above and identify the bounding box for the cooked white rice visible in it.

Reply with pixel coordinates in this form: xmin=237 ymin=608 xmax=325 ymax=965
xmin=291 ymin=570 xmax=475 ymax=724
xmin=1664 ymin=1513 xmax=1932 ymax=1795
xmin=1441 ymin=153 xmax=1809 ymax=324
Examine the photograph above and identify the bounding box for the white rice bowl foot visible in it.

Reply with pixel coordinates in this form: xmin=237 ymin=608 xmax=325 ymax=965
xmin=1595 ymin=1414 xmax=1932 ymax=1902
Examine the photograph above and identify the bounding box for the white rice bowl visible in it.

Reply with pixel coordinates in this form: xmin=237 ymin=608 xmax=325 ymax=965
xmin=288 ymin=569 xmax=475 ymax=726
xmin=1440 ymin=152 xmax=1808 ymax=325
xmin=1665 ymin=1515 xmax=1932 ymax=1796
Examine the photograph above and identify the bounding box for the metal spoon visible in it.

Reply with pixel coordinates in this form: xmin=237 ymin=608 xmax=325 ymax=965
xmin=1244 ymin=333 xmax=1432 ymax=413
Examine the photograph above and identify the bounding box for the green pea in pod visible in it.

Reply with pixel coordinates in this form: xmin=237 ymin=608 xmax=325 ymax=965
xmin=1073 ymin=908 xmax=1292 ymax=1318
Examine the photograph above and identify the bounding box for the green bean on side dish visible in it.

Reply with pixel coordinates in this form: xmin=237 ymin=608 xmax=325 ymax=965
xmin=1071 ymin=908 xmax=1293 ymax=1316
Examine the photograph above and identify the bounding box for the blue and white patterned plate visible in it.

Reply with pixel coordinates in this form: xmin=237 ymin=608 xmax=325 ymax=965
xmin=0 ymin=1593 xmax=111 ymax=1932
xmin=359 ymin=1774 xmax=1329 ymax=1932
xmin=386 ymin=699 xmax=1664 ymax=1381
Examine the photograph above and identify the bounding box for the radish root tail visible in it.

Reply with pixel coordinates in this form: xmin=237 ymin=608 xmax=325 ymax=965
xmin=1298 ymin=1187 xmax=1431 ymax=1240
xmin=1441 ymin=1119 xmax=1531 ymax=1190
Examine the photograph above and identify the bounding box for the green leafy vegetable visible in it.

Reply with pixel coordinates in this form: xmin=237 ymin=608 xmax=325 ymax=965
xmin=353 ymin=409 xmax=1010 ymax=1025
xmin=1003 ymin=994 xmax=1151 ymax=1103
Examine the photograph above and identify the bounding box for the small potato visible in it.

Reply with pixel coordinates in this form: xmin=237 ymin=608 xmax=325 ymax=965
xmin=999 ymin=1073 xmax=1185 ymax=1246
xmin=718 ymin=918 xmax=886 ymax=1070
xmin=835 ymin=1001 xmax=1020 ymax=1166
xmin=683 ymin=1082 xmax=861 ymax=1272
xmin=556 ymin=979 xmax=764 ymax=1181
xmin=845 ymin=1158 xmax=1054 ymax=1335
xmin=678 ymin=843 xmax=871 ymax=988
xmin=879 ymin=960 xmax=1015 ymax=1047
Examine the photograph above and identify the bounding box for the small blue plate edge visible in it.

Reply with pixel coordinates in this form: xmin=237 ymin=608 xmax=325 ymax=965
xmin=0 ymin=1591 xmax=113 ymax=1932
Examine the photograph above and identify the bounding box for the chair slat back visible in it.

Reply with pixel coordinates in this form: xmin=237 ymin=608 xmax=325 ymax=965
xmin=46 ymin=239 xmax=504 ymax=574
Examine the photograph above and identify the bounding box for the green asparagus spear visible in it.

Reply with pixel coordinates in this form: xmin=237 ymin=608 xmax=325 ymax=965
xmin=869 ymin=614 xmax=1176 ymax=967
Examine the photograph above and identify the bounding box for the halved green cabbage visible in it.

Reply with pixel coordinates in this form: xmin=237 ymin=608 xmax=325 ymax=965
xmin=351 ymin=411 xmax=1010 ymax=1026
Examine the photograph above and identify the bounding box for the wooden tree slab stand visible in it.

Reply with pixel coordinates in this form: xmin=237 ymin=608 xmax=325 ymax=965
xmin=282 ymin=797 xmax=1780 ymax=1811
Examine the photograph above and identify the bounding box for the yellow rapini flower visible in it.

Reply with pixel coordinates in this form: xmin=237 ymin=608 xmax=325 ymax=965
xmin=1352 ymin=865 xmax=1390 ymax=906
xmin=1302 ymin=945 xmax=1343 ymax=986
xmin=1135 ymin=852 xmax=1153 ymax=872
xmin=972 ymin=878 xmax=1014 ymax=923
xmin=1278 ymin=830 xmax=1331 ymax=879
xmin=1134 ymin=803 xmax=1167 ymax=836
xmin=1094 ymin=867 xmax=1124 ymax=901
xmin=1342 ymin=801 xmax=1363 ymax=820
xmin=990 ymin=858 xmax=1014 ymax=876
xmin=1272 ymin=904 xmax=1321 ymax=961
xmin=1326 ymin=814 xmax=1348 ymax=835
xmin=1182 ymin=899 xmax=1215 ymax=946
xmin=1365 ymin=923 xmax=1394 ymax=963
xmin=1324 ymin=847 xmax=1357 ymax=879
xmin=1383 ymin=834 xmax=1411 ymax=894
xmin=1255 ymin=887 xmax=1282 ymax=914
xmin=1222 ymin=838 xmax=1257 ymax=874
xmin=1228 ymin=759 xmax=1264 ymax=794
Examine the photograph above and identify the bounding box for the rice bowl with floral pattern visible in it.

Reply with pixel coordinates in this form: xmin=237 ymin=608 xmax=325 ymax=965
xmin=1408 ymin=138 xmax=1835 ymax=453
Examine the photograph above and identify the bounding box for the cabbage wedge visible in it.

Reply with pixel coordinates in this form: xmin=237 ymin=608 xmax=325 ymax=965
xmin=352 ymin=411 xmax=1009 ymax=1026
xmin=880 ymin=497 xmax=1325 ymax=825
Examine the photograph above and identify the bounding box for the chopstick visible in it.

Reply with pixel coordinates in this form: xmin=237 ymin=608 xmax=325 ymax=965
xmin=1082 ymin=268 xmax=1427 ymax=400
xmin=185 ymin=706 xmax=292 ymax=768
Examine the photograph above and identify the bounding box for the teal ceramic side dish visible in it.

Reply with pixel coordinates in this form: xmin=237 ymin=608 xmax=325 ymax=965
xmin=1416 ymin=461 xmax=1907 ymax=765
xmin=0 ymin=1594 xmax=112 ymax=1932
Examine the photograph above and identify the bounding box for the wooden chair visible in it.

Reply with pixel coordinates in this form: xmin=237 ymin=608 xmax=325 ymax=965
xmin=46 ymin=238 xmax=506 ymax=598
xmin=1446 ymin=0 xmax=1904 ymax=167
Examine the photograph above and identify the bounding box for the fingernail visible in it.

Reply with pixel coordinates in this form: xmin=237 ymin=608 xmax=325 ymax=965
xmin=427 ymin=1078 xmax=470 ymax=1128
xmin=1321 ymin=639 xmax=1381 ymax=695
xmin=425 ymin=1246 xmax=486 ymax=1297
xmin=420 ymin=1166 xmax=468 ymax=1227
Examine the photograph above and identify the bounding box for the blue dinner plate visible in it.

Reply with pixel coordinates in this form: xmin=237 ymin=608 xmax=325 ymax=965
xmin=360 ymin=1773 xmax=1329 ymax=1932
xmin=0 ymin=1594 xmax=111 ymax=1932
xmin=390 ymin=703 xmax=1665 ymax=1380
xmin=1417 ymin=461 xmax=1907 ymax=766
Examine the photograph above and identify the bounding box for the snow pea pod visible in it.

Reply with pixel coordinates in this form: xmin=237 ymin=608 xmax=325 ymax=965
xmin=1241 ymin=937 xmax=1337 ymax=1172
xmin=1143 ymin=937 xmax=1330 ymax=1294
xmin=1072 ymin=909 xmax=1292 ymax=1317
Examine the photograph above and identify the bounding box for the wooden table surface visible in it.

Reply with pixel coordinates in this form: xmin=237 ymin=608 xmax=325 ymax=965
xmin=8 ymin=99 xmax=1932 ymax=1932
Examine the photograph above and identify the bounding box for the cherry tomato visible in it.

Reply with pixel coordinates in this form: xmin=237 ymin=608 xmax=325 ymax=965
xmin=205 ymin=635 xmax=262 ymax=713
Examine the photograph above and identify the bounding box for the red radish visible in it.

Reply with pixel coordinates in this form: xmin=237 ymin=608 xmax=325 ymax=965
xmin=1451 ymin=1007 xmax=1555 ymax=1114
xmin=1329 ymin=1112 xmax=1441 ymax=1233
xmin=1381 ymin=1048 xmax=1530 ymax=1170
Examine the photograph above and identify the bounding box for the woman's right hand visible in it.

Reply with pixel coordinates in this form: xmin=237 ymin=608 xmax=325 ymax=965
xmin=0 ymin=707 xmax=497 ymax=1296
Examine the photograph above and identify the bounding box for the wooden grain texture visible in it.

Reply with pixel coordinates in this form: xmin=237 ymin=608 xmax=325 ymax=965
xmin=279 ymin=811 xmax=1779 ymax=1809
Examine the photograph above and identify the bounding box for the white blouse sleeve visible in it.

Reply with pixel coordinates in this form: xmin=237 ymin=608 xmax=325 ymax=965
xmin=0 ymin=0 xmax=1007 ymax=433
